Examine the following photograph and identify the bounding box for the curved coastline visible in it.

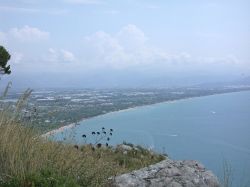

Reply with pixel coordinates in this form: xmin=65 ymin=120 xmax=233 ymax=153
xmin=41 ymin=90 xmax=250 ymax=138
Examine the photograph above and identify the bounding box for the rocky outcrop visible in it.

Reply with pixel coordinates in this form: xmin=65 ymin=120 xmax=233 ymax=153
xmin=111 ymin=158 xmax=220 ymax=187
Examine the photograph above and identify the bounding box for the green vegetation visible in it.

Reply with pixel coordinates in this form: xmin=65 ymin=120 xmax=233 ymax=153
xmin=0 ymin=91 xmax=165 ymax=187
xmin=0 ymin=46 xmax=11 ymax=75
xmin=1 ymin=47 xmax=248 ymax=187
xmin=0 ymin=47 xmax=164 ymax=186
xmin=3 ymin=87 xmax=250 ymax=134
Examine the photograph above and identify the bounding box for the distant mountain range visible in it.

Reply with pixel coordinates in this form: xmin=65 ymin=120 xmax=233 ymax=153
xmin=196 ymin=76 xmax=250 ymax=89
xmin=1 ymin=70 xmax=250 ymax=90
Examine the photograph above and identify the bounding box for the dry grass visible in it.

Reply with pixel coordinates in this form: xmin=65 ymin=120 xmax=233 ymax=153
xmin=0 ymin=89 xmax=164 ymax=187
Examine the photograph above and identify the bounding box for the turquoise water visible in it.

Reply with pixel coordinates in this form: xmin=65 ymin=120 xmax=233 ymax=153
xmin=54 ymin=91 xmax=250 ymax=186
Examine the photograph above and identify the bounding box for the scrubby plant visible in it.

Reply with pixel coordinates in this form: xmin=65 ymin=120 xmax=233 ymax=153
xmin=0 ymin=88 xmax=165 ymax=187
xmin=0 ymin=46 xmax=11 ymax=75
xmin=80 ymin=127 xmax=114 ymax=150
xmin=0 ymin=47 xmax=166 ymax=186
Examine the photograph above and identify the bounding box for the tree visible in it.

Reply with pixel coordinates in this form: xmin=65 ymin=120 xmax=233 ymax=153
xmin=0 ymin=46 xmax=11 ymax=75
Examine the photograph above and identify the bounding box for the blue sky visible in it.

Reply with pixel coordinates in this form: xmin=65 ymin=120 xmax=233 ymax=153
xmin=0 ymin=0 xmax=250 ymax=88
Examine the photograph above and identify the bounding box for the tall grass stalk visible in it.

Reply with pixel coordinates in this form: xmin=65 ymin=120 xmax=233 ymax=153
xmin=0 ymin=89 xmax=115 ymax=186
xmin=0 ymin=89 xmax=164 ymax=186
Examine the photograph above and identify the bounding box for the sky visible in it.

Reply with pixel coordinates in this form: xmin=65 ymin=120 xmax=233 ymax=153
xmin=0 ymin=0 xmax=250 ymax=89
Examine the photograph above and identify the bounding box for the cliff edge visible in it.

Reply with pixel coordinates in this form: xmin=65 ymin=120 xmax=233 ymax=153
xmin=111 ymin=158 xmax=219 ymax=187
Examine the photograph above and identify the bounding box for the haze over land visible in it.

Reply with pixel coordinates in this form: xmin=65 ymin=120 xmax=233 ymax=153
xmin=0 ymin=0 xmax=250 ymax=89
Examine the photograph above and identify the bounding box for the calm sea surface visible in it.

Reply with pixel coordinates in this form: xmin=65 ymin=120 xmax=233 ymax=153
xmin=54 ymin=91 xmax=250 ymax=186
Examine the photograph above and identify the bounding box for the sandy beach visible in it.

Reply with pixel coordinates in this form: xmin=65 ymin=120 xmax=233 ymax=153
xmin=40 ymin=91 xmax=246 ymax=138
xmin=40 ymin=97 xmax=190 ymax=138
xmin=41 ymin=123 xmax=77 ymax=138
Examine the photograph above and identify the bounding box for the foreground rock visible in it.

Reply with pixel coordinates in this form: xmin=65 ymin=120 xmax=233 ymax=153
xmin=111 ymin=158 xmax=219 ymax=187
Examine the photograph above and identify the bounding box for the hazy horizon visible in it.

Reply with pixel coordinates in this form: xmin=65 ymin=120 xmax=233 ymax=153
xmin=1 ymin=0 xmax=250 ymax=89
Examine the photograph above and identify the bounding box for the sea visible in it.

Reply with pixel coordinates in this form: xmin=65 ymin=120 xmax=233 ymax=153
xmin=53 ymin=90 xmax=250 ymax=186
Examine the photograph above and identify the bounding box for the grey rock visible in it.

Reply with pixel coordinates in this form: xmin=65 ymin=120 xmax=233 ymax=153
xmin=169 ymin=181 xmax=182 ymax=187
xmin=117 ymin=144 xmax=133 ymax=151
xmin=112 ymin=158 xmax=220 ymax=187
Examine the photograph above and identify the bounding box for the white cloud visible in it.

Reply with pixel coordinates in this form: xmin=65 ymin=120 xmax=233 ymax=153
xmin=83 ymin=24 xmax=172 ymax=68
xmin=64 ymin=0 xmax=103 ymax=5
xmin=61 ymin=49 xmax=76 ymax=62
xmin=47 ymin=48 xmax=76 ymax=63
xmin=9 ymin=25 xmax=49 ymax=42
xmin=84 ymin=31 xmax=127 ymax=68
xmin=116 ymin=24 xmax=148 ymax=51
xmin=48 ymin=48 xmax=58 ymax=62
xmin=2 ymin=24 xmax=245 ymax=80
xmin=82 ymin=24 xmax=244 ymax=74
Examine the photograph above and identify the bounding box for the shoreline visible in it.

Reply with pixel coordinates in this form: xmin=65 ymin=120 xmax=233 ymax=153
xmin=41 ymin=123 xmax=77 ymax=138
xmin=41 ymin=99 xmax=182 ymax=138
xmin=41 ymin=89 xmax=250 ymax=137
